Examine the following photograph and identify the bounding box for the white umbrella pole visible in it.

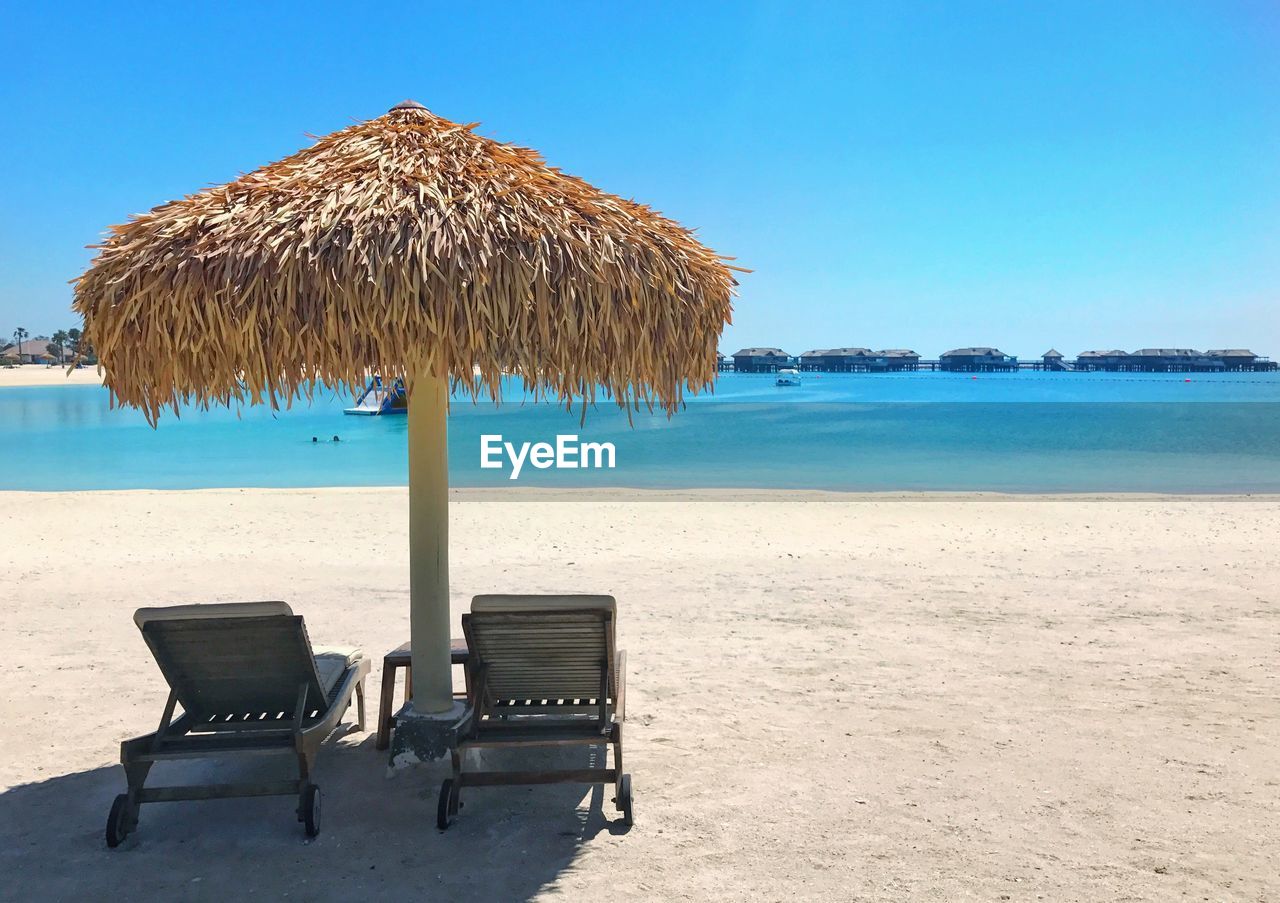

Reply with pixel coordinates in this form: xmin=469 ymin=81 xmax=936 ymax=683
xmin=407 ymin=370 xmax=454 ymax=713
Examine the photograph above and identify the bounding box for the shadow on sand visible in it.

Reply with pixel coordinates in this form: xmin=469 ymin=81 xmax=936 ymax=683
xmin=0 ymin=726 xmax=629 ymax=901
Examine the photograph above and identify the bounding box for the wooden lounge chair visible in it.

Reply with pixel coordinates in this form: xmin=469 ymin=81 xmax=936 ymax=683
xmin=105 ymin=601 xmax=370 ymax=847
xmin=437 ymin=594 xmax=632 ymax=829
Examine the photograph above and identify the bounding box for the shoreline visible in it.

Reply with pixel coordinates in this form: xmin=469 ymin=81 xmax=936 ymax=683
xmin=0 ymin=364 xmax=103 ymax=387
xmin=1 ymin=486 xmax=1277 ymax=502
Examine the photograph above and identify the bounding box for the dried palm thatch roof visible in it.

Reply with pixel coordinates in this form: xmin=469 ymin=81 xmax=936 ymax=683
xmin=73 ymin=101 xmax=739 ymax=422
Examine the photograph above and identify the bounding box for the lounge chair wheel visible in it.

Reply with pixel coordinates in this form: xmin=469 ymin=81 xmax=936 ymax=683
xmin=106 ymin=794 xmax=131 ymax=848
xmin=616 ymin=774 xmax=633 ymax=826
xmin=300 ymin=783 xmax=321 ymax=838
xmin=437 ymin=778 xmax=460 ymax=830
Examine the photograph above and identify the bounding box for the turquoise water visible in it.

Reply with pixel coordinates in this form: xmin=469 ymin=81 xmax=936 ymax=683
xmin=2 ymin=372 xmax=1279 ymax=492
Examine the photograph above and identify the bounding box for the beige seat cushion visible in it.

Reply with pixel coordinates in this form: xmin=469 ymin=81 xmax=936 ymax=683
xmin=133 ymin=600 xmax=292 ymax=629
xmin=471 ymin=594 xmax=615 ymax=614
xmin=314 ymin=647 xmax=363 ymax=697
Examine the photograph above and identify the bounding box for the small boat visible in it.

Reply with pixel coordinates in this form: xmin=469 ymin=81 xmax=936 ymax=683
xmin=775 ymin=368 xmax=802 ymax=387
xmin=344 ymin=376 xmax=408 ymax=415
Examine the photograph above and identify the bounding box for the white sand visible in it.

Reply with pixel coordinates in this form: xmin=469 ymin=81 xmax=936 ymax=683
xmin=1 ymin=488 xmax=1276 ymax=901
xmin=0 ymin=363 xmax=103 ymax=387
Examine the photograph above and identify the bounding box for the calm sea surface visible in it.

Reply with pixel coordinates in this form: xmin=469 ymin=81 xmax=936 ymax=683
xmin=2 ymin=372 xmax=1279 ymax=492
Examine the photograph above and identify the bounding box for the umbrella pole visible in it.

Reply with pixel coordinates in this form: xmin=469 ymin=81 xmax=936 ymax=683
xmin=407 ymin=370 xmax=454 ymax=714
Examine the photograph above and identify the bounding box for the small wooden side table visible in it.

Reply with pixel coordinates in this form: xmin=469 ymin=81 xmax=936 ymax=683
xmin=375 ymin=638 xmax=469 ymax=750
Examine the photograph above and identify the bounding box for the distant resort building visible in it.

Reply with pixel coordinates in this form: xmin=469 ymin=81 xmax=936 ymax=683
xmin=1074 ymin=348 xmax=1274 ymax=372
xmin=797 ymin=347 xmax=872 ymax=371
xmin=1130 ymin=348 xmax=1214 ymax=372
xmin=0 ymin=337 xmax=57 ymax=364
xmin=1074 ymin=350 xmax=1130 ymax=371
xmin=1206 ymin=349 xmax=1265 ymax=371
xmin=715 ymin=343 xmax=1274 ymax=375
xmin=881 ymin=349 xmax=922 ymax=371
xmin=798 ymin=348 xmax=920 ymax=372
xmin=1041 ymin=349 xmax=1068 ymax=371
xmin=939 ymin=347 xmax=1017 ymax=372
xmin=731 ymin=347 xmax=791 ymax=373
xmin=796 ymin=349 xmax=830 ymax=371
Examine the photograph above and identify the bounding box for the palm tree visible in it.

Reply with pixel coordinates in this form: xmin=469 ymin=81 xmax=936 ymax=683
xmin=11 ymin=327 xmax=28 ymax=361
xmin=51 ymin=329 xmax=69 ymax=364
xmin=65 ymin=327 xmax=98 ymax=365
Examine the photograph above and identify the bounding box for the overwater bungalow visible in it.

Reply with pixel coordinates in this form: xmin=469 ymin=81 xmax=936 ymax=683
xmin=1041 ymin=349 xmax=1068 ymax=371
xmin=798 ymin=348 xmax=920 ymax=372
xmin=1074 ymin=350 xmax=1131 ymax=371
xmin=731 ymin=344 xmax=1274 ymax=375
xmin=829 ymin=348 xmax=877 ymax=371
xmin=716 ymin=352 xmax=732 ymax=372
xmin=816 ymin=347 xmax=879 ymax=371
xmin=879 ymin=349 xmax=921 ymax=371
xmin=732 ymin=347 xmax=791 ymax=373
xmin=1075 ymin=348 xmax=1274 ymax=372
xmin=797 ymin=349 xmax=831 ymax=371
xmin=939 ymin=347 xmax=1017 ymax=372
xmin=1129 ymin=349 xmax=1219 ymax=372
xmin=1205 ymin=349 xmax=1268 ymax=371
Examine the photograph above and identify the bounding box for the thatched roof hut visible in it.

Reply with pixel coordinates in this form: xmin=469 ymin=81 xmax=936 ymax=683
xmin=74 ymin=100 xmax=738 ymax=423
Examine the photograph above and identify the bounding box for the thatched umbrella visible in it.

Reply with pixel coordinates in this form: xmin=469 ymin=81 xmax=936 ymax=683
xmin=73 ymin=101 xmax=736 ymax=739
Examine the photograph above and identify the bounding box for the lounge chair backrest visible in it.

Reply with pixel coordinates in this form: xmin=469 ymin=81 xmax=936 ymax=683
xmin=465 ymin=595 xmax=616 ymax=711
xmin=133 ymin=601 xmax=328 ymax=718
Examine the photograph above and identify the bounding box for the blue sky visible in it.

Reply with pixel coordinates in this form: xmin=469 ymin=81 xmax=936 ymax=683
xmin=1 ymin=1 xmax=1276 ymax=359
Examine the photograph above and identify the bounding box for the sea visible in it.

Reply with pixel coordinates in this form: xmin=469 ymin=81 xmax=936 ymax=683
xmin=2 ymin=372 xmax=1279 ymax=493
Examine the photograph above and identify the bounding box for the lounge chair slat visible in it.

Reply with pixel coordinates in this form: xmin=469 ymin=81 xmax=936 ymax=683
xmin=139 ymin=615 xmax=329 ymax=716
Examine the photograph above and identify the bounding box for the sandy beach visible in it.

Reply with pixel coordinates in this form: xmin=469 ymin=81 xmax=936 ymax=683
xmin=1 ymin=489 xmax=1276 ymax=901
xmin=0 ymin=364 xmax=103 ymax=387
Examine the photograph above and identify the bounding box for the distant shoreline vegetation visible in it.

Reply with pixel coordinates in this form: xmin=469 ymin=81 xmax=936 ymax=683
xmin=1 ymin=326 xmax=95 ymax=367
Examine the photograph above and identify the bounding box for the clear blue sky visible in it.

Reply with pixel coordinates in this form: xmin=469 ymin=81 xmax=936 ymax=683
xmin=1 ymin=1 xmax=1276 ymax=359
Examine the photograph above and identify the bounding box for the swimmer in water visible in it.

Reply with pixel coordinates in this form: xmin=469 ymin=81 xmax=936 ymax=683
xmin=332 ymin=435 xmax=341 ymax=443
